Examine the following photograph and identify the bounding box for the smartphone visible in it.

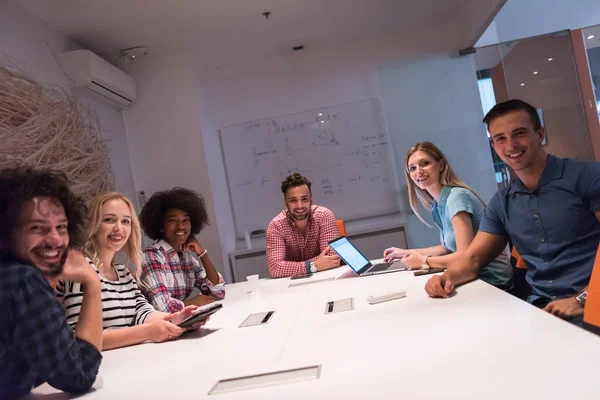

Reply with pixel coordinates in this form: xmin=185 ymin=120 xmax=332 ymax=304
xmin=177 ymin=303 xmax=223 ymax=328
xmin=291 ymin=273 xmax=313 ymax=280
xmin=413 ymin=268 xmax=446 ymax=277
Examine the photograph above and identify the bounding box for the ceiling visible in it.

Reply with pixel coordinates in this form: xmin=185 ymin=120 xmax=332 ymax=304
xmin=475 ymin=23 xmax=600 ymax=71
xmin=583 ymin=24 xmax=600 ymax=50
xmin=474 ymin=41 xmax=517 ymax=71
xmin=13 ymin=0 xmax=478 ymax=66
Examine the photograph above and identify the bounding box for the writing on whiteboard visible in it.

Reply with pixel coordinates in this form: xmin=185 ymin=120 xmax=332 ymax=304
xmin=219 ymin=99 xmax=400 ymax=238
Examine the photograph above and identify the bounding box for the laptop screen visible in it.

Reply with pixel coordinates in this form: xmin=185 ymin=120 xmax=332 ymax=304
xmin=329 ymin=237 xmax=370 ymax=272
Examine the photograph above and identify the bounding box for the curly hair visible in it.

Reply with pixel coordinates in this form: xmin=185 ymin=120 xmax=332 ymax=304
xmin=281 ymin=173 xmax=312 ymax=195
xmin=0 ymin=167 xmax=87 ymax=250
xmin=139 ymin=187 xmax=210 ymax=241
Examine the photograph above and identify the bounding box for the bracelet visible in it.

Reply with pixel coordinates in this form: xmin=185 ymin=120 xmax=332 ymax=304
xmin=198 ymin=249 xmax=208 ymax=258
xmin=422 ymin=255 xmax=431 ymax=270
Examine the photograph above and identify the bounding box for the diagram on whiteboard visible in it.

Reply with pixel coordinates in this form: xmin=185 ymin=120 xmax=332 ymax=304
xmin=220 ymin=99 xmax=400 ymax=238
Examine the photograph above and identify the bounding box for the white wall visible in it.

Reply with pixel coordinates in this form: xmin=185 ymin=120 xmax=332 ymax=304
xmin=379 ymin=53 xmax=498 ymax=247
xmin=121 ymin=52 xmax=227 ymax=276
xmin=198 ymin=22 xmax=497 ymax=264
xmin=0 ymin=2 xmax=137 ymax=205
xmin=122 ymin=22 xmax=502 ymax=282
xmin=477 ymin=0 xmax=600 ymax=47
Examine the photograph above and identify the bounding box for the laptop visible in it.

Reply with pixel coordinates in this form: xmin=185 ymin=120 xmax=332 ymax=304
xmin=328 ymin=236 xmax=406 ymax=277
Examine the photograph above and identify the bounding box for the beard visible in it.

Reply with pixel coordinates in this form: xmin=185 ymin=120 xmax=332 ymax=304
xmin=44 ymin=251 xmax=67 ymax=279
xmin=289 ymin=207 xmax=310 ymax=221
xmin=29 ymin=245 xmax=68 ymax=279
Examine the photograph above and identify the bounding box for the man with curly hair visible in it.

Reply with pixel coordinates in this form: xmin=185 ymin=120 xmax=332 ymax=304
xmin=0 ymin=168 xmax=103 ymax=399
xmin=138 ymin=187 xmax=226 ymax=312
xmin=266 ymin=173 xmax=341 ymax=278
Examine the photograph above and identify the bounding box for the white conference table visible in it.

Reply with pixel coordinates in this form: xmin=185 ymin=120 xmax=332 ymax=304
xmin=32 ymin=262 xmax=600 ymax=399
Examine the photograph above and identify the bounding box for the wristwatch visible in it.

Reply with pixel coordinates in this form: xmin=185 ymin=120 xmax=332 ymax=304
xmin=421 ymin=255 xmax=431 ymax=271
xmin=310 ymin=261 xmax=318 ymax=273
xmin=576 ymin=290 xmax=587 ymax=307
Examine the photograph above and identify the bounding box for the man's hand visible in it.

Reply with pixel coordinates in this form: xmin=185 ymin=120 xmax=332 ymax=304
xmin=60 ymin=249 xmax=98 ymax=284
xmin=400 ymin=250 xmax=426 ymax=269
xmin=383 ymin=247 xmax=408 ymax=262
xmin=185 ymin=236 xmax=205 ymax=255
xmin=425 ymin=274 xmax=454 ymax=298
xmin=314 ymin=247 xmax=341 ymax=271
xmin=543 ymin=297 xmax=584 ymax=319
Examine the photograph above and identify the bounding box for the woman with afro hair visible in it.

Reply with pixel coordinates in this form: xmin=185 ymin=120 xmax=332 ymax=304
xmin=138 ymin=187 xmax=225 ymax=312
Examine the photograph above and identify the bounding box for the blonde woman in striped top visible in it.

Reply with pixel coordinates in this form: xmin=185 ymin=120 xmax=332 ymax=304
xmin=57 ymin=192 xmax=207 ymax=350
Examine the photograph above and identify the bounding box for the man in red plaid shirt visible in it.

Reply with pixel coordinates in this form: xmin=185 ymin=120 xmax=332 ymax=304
xmin=266 ymin=173 xmax=341 ymax=278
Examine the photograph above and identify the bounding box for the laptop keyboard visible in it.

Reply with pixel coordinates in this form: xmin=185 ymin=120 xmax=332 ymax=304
xmin=368 ymin=262 xmax=392 ymax=273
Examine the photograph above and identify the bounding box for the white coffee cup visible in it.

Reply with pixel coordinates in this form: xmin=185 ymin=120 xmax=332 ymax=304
xmin=246 ymin=274 xmax=259 ymax=292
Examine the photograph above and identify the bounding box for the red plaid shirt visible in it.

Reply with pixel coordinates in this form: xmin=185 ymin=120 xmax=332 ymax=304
xmin=139 ymin=240 xmax=226 ymax=312
xmin=266 ymin=205 xmax=339 ymax=278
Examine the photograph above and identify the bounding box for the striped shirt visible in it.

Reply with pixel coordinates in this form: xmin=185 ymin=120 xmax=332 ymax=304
xmin=56 ymin=257 xmax=156 ymax=329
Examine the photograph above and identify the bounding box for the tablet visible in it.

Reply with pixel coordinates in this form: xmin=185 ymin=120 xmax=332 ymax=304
xmin=177 ymin=303 xmax=223 ymax=328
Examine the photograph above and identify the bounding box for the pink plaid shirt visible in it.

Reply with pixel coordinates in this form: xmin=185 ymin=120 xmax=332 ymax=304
xmin=266 ymin=205 xmax=339 ymax=278
xmin=139 ymin=240 xmax=226 ymax=312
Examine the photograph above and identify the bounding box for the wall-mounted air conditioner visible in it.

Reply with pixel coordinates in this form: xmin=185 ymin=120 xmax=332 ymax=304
xmin=61 ymin=50 xmax=137 ymax=109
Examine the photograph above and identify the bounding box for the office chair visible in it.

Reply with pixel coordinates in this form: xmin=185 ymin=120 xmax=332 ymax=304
xmin=336 ymin=219 xmax=347 ymax=236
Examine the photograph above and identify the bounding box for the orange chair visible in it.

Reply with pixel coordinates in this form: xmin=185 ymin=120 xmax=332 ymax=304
xmin=509 ymin=246 xmax=530 ymax=300
xmin=583 ymin=244 xmax=600 ymax=332
xmin=336 ymin=220 xmax=347 ymax=236
xmin=510 ymin=247 xmax=527 ymax=269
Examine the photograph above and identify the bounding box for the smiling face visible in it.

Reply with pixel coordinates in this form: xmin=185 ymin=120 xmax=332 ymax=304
xmin=406 ymin=150 xmax=444 ymax=191
xmin=94 ymin=198 xmax=132 ymax=255
xmin=162 ymin=208 xmax=191 ymax=249
xmin=11 ymin=197 xmax=69 ymax=278
xmin=489 ymin=110 xmax=546 ymax=172
xmin=284 ymin=184 xmax=312 ymax=221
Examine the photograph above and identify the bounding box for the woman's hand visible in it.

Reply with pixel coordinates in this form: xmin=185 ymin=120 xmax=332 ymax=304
xmin=185 ymin=236 xmax=205 ymax=255
xmin=401 ymin=250 xmax=426 ymax=269
xmin=169 ymin=305 xmax=198 ymax=326
xmin=383 ymin=247 xmax=409 ymax=262
xmin=147 ymin=318 xmax=185 ymax=343
xmin=168 ymin=306 xmax=211 ymax=331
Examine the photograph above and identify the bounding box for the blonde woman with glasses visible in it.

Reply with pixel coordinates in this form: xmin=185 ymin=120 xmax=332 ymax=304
xmin=384 ymin=142 xmax=513 ymax=289
xmin=56 ymin=192 xmax=207 ymax=350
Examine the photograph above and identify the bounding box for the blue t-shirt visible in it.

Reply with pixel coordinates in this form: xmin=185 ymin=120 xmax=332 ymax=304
xmin=480 ymin=155 xmax=600 ymax=302
xmin=432 ymin=186 xmax=513 ymax=289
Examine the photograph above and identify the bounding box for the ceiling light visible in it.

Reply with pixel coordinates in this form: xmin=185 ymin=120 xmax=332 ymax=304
xmin=318 ymin=113 xmax=323 ymax=116
xmin=587 ymin=35 xmax=596 ymax=40
xmin=520 ymin=83 xmax=525 ymax=86
xmin=548 ymin=57 xmax=553 ymax=61
xmin=533 ymin=71 xmax=538 ymax=75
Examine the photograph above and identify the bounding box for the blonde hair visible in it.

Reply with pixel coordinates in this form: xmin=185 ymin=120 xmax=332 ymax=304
xmin=405 ymin=142 xmax=485 ymax=225
xmin=84 ymin=192 xmax=143 ymax=277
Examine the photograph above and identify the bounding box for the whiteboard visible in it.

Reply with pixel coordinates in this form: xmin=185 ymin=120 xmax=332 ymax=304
xmin=219 ymin=99 xmax=400 ymax=238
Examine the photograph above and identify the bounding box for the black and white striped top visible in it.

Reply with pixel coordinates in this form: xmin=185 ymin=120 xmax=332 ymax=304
xmin=56 ymin=257 xmax=156 ymax=329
